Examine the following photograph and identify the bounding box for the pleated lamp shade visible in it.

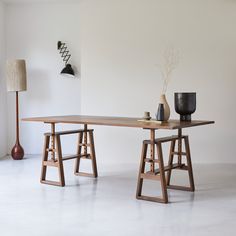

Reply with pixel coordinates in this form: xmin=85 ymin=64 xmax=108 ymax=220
xmin=6 ymin=60 xmax=27 ymax=92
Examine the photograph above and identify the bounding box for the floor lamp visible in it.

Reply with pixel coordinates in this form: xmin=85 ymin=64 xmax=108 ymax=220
xmin=6 ymin=60 xmax=27 ymax=160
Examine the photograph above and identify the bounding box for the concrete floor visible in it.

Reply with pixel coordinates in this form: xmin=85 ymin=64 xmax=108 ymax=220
xmin=0 ymin=156 xmax=235 ymax=236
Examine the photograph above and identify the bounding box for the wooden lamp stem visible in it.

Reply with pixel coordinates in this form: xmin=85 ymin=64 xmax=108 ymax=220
xmin=11 ymin=91 xmax=24 ymax=160
xmin=16 ymin=91 xmax=19 ymax=141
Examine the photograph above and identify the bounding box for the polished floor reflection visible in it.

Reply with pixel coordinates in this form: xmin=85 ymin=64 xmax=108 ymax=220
xmin=0 ymin=156 xmax=235 ymax=236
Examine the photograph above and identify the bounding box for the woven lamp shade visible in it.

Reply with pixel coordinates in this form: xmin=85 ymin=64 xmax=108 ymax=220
xmin=6 ymin=59 xmax=27 ymax=92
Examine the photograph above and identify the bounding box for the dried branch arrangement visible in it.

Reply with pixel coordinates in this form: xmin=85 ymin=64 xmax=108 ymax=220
xmin=157 ymin=47 xmax=180 ymax=94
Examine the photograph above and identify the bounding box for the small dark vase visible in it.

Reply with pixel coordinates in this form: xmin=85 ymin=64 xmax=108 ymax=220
xmin=156 ymin=103 xmax=164 ymax=121
xmin=175 ymin=92 xmax=196 ymax=121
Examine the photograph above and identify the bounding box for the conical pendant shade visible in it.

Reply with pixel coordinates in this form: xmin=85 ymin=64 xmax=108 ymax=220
xmin=61 ymin=64 xmax=75 ymax=77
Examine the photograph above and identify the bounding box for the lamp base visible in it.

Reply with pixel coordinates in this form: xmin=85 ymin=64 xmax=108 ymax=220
xmin=11 ymin=143 xmax=24 ymax=160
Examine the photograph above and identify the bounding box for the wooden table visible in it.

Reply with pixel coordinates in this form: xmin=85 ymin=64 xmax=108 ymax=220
xmin=23 ymin=115 xmax=214 ymax=203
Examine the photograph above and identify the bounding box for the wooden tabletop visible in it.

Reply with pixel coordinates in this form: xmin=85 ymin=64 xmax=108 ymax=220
xmin=22 ymin=115 xmax=214 ymax=130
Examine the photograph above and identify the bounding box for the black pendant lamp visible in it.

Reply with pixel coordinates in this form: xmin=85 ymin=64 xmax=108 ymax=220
xmin=57 ymin=41 xmax=75 ymax=77
xmin=61 ymin=64 xmax=74 ymax=76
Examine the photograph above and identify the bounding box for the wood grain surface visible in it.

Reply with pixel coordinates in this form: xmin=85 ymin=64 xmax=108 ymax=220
xmin=22 ymin=115 xmax=214 ymax=130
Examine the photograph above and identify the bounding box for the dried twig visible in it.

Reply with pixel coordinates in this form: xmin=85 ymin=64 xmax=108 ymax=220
xmin=157 ymin=47 xmax=180 ymax=94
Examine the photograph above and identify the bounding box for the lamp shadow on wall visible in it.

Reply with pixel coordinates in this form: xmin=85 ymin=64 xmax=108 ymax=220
xmin=20 ymin=69 xmax=51 ymax=155
xmin=25 ymin=69 xmax=51 ymax=102
xmin=72 ymin=66 xmax=80 ymax=77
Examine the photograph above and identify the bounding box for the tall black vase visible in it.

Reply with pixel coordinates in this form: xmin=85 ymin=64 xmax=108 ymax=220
xmin=156 ymin=103 xmax=164 ymax=121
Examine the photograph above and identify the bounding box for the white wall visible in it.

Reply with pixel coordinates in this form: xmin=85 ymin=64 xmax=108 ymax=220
xmin=6 ymin=2 xmax=82 ymax=154
xmin=5 ymin=0 xmax=236 ymax=164
xmin=0 ymin=1 xmax=7 ymax=158
xmin=79 ymin=0 xmax=236 ymax=164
